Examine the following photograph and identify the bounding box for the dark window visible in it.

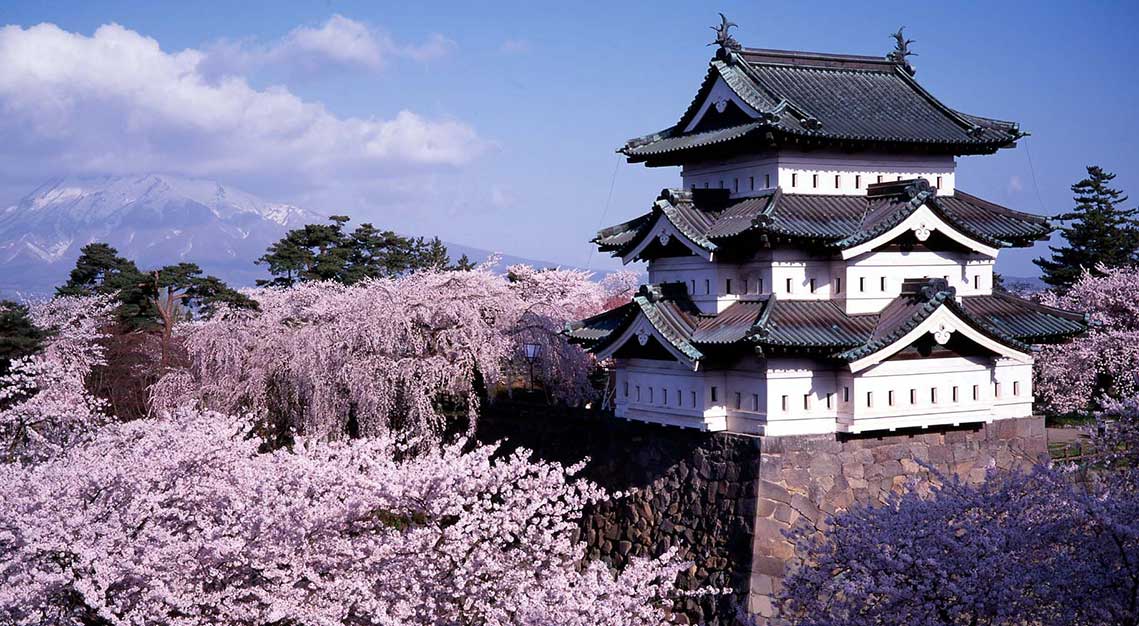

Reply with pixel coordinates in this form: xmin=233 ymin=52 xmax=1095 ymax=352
xmin=792 ymin=173 xmax=798 ymax=187
xmin=936 ymin=176 xmax=943 ymax=189
xmin=781 ymin=395 xmax=789 ymax=411
xmin=636 ymin=386 xmax=641 ymax=401
xmin=677 ymin=389 xmax=682 ymax=406
xmin=725 ymin=278 xmax=732 ymax=294
xmin=765 ymin=173 xmax=771 ymax=188
xmin=749 ymin=176 xmax=754 ymax=191
xmin=877 ymin=175 xmax=883 ymax=183
xmin=973 ymin=385 xmax=980 ymax=401
xmin=785 ymin=277 xmax=793 ymax=293
xmin=843 ymin=386 xmax=850 ymax=403
xmin=855 ymin=174 xmax=861 ymax=188
xmin=859 ymin=277 xmax=866 ymax=292
xmin=705 ymin=279 xmax=710 ymax=295
xmin=910 ymin=389 xmax=916 ymax=404
xmin=752 ymin=394 xmax=760 ymax=411
xmin=834 ymin=174 xmax=841 ymax=188
xmin=734 ymin=392 xmax=741 ymax=410
xmin=952 ymin=386 xmax=960 ymax=402
xmin=880 ymin=276 xmax=887 ymax=291
xmin=812 ymin=174 xmax=819 ymax=188
xmin=888 ymin=390 xmax=895 ymax=406
xmin=809 ymin=278 xmax=816 ymax=293
xmin=826 ymin=393 xmax=833 ymax=409
xmin=734 ymin=178 xmax=739 ymax=193
xmin=835 ymin=277 xmax=842 ymax=293
xmin=710 ymin=386 xmax=718 ymax=402
xmin=692 ymin=391 xmax=697 ymax=407
xmin=974 ymin=275 xmax=980 ymax=289
xmin=648 ymin=387 xmax=653 ymax=403
xmin=803 ymin=394 xmax=811 ymax=410
xmin=624 ymin=382 xmax=628 ymax=397
xmin=1013 ymin=381 xmax=1021 ymax=396
xmin=931 ymin=388 xmax=938 ymax=404
xmin=866 ymin=391 xmax=873 ymax=407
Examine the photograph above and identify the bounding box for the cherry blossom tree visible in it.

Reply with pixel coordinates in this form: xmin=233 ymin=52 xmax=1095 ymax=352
xmin=777 ymin=466 xmax=1139 ymax=626
xmin=0 ymin=408 xmax=690 ymax=626
xmin=1034 ymin=265 xmax=1139 ymax=415
xmin=505 ymin=265 xmax=638 ymax=404
xmin=151 ymin=270 xmax=520 ymax=446
xmin=152 ymin=266 xmax=636 ymax=444
xmin=0 ymin=294 xmax=116 ymax=462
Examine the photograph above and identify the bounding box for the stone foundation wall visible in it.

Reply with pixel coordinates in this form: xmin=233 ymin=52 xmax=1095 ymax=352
xmin=478 ymin=401 xmax=760 ymax=625
xmin=477 ymin=402 xmax=1047 ymax=625
xmin=747 ymin=416 xmax=1047 ymax=620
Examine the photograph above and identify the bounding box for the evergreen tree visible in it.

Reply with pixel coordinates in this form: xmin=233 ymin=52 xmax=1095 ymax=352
xmin=0 ymin=300 xmax=47 ymax=375
xmin=258 ymin=217 xmax=463 ymax=286
xmin=57 ymin=243 xmax=154 ymax=326
xmin=1035 ymin=165 xmax=1139 ymax=290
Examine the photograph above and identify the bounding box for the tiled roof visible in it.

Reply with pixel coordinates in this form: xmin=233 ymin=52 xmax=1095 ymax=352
xmin=622 ymin=48 xmax=1021 ymax=164
xmin=595 ymin=181 xmax=1050 ymax=259
xmin=959 ymin=292 xmax=1088 ymax=343
xmin=567 ymin=280 xmax=1086 ymax=365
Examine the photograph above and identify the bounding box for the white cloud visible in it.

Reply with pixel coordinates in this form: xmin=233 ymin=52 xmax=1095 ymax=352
xmin=201 ymin=15 xmax=455 ymax=77
xmin=499 ymin=39 xmax=531 ymax=55
xmin=0 ymin=22 xmax=486 ymax=192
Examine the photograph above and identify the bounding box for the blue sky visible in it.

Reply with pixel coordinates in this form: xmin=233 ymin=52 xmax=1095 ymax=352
xmin=1 ymin=1 xmax=1137 ymax=277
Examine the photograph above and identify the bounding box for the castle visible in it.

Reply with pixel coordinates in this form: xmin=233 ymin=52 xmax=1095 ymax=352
xmin=568 ymin=23 xmax=1086 ymax=438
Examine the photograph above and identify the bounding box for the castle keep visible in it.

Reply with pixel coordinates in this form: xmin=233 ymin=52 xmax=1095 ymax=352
xmin=568 ymin=23 xmax=1086 ymax=438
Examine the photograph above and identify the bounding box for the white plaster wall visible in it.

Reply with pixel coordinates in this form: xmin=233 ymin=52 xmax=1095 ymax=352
xmin=681 ymin=150 xmax=956 ymax=198
xmin=613 ymin=358 xmax=728 ymax=431
xmin=763 ymin=358 xmax=842 ymax=436
xmin=843 ymin=250 xmax=994 ymax=315
xmin=841 ymin=354 xmax=1033 ymax=433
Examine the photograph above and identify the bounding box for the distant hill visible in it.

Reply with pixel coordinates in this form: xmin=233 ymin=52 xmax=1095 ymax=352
xmin=0 ymin=174 xmax=592 ymax=298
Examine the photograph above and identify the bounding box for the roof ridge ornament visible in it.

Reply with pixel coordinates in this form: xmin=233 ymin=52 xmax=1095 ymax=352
xmin=709 ymin=13 xmax=742 ymax=58
xmin=886 ymin=26 xmax=916 ymax=76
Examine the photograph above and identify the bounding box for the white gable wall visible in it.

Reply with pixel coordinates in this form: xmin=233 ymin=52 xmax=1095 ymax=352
xmin=681 ymin=150 xmax=956 ymax=198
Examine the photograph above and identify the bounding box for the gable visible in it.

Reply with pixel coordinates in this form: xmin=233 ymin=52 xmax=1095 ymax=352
xmin=682 ymin=76 xmax=762 ymax=134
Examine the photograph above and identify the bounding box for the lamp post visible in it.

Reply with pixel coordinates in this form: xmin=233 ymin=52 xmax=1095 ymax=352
xmin=522 ymin=342 xmax=541 ymax=391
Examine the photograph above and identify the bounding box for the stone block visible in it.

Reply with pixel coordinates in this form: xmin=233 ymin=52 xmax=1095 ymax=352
xmin=750 ymin=573 xmax=775 ymax=596
xmin=753 ymin=554 xmax=789 ymax=577
xmin=759 ymin=480 xmax=792 ymax=504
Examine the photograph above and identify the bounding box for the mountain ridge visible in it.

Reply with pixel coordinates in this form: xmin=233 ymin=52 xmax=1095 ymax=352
xmin=0 ymin=174 xmax=587 ymax=297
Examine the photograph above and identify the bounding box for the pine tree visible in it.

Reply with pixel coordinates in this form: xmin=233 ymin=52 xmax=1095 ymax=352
xmin=0 ymin=300 xmax=47 ymax=375
xmin=1035 ymin=165 xmax=1139 ymax=290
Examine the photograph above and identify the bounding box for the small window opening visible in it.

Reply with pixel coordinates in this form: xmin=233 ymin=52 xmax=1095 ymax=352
xmin=735 ymin=392 xmax=742 ymax=410
xmin=866 ymin=391 xmax=874 ymax=407
xmin=692 ymin=391 xmax=697 ymax=407
xmin=749 ymin=176 xmax=755 ymax=191
xmin=636 ymin=386 xmax=641 ymax=401
xmin=781 ymin=395 xmax=789 ymax=412
xmin=1013 ymin=381 xmax=1021 ymax=396
xmin=803 ymin=394 xmax=811 ymax=410
xmin=835 ymin=277 xmax=842 ymax=293
xmin=877 ymin=175 xmax=883 ymax=183
xmin=952 ymin=386 xmax=960 ymax=402
xmin=843 ymin=386 xmax=850 ymax=403
xmin=705 ymin=279 xmax=710 ymax=295
xmin=726 ymin=278 xmax=732 ymax=294
xmin=792 ymin=173 xmax=798 ymax=187
xmin=785 ymin=277 xmax=793 ymax=293
xmin=909 ymin=389 xmax=917 ymax=405
xmin=826 ymin=393 xmax=834 ymax=410
xmin=936 ymin=176 xmax=943 ymax=189
xmin=734 ymin=178 xmax=739 ymax=193
xmin=859 ymin=277 xmax=866 ymax=292
xmin=972 ymin=385 xmax=980 ymax=401
xmin=710 ymin=386 xmax=718 ymax=402
xmin=809 ymin=278 xmax=816 ymax=293
xmin=834 ymin=174 xmax=841 ymax=188
xmin=855 ymin=174 xmax=861 ymax=188
xmin=624 ymin=382 xmax=629 ymax=397
xmin=765 ymin=173 xmax=771 ymax=188
xmin=880 ymin=276 xmax=887 ymax=291
xmin=888 ymin=390 xmax=896 ymax=406
xmin=752 ymin=393 xmax=760 ymax=411
xmin=812 ymin=174 xmax=819 ymax=188
xmin=930 ymin=387 xmax=938 ymax=404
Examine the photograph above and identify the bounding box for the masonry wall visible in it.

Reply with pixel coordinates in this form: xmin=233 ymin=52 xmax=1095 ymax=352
xmin=477 ymin=401 xmax=1046 ymax=625
xmin=747 ymin=416 xmax=1047 ymax=620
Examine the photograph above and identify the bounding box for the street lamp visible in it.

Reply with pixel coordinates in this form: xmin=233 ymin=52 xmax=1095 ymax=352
xmin=522 ymin=342 xmax=541 ymax=391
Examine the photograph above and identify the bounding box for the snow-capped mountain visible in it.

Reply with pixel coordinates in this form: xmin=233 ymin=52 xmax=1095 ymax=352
xmin=0 ymin=174 xmax=324 ymax=295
